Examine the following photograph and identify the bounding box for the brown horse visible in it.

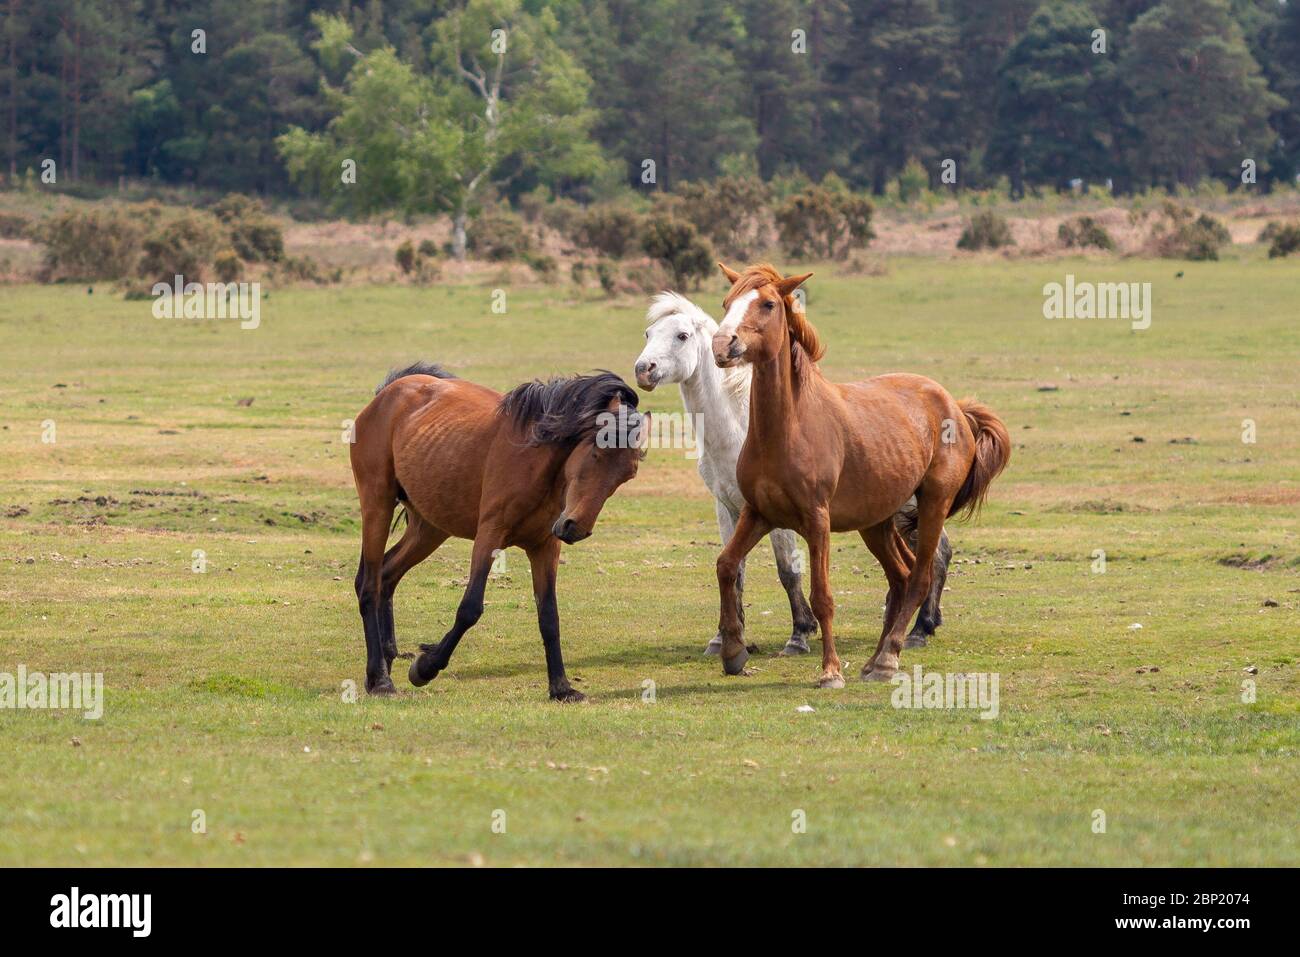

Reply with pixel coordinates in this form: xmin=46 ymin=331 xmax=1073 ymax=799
xmin=350 ymin=362 xmax=647 ymax=701
xmin=711 ymin=264 xmax=1010 ymax=688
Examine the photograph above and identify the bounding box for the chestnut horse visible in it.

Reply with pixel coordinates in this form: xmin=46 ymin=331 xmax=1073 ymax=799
xmin=711 ymin=264 xmax=1010 ymax=688
xmin=350 ymin=362 xmax=647 ymax=701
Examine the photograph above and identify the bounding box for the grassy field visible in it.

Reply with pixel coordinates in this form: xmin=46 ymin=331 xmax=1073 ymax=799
xmin=1 ymin=253 xmax=1297 ymax=866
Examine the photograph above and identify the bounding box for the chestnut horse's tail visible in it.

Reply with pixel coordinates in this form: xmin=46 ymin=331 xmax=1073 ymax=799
xmin=948 ymin=399 xmax=1011 ymax=520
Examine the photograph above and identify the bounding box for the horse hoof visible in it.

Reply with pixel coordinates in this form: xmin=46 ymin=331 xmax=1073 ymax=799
xmin=780 ymin=636 xmax=811 ymax=656
xmin=550 ymin=688 xmax=587 ymax=703
xmin=722 ymin=645 xmax=749 ymax=676
xmin=817 ymin=674 xmax=845 ymax=689
xmin=408 ymin=656 xmax=439 ymax=688
xmin=862 ymin=666 xmax=897 ymax=682
xmin=904 ymin=634 xmax=929 ymax=649
xmin=367 ymin=677 xmax=397 ymax=696
xmin=703 ymin=636 xmax=723 ymax=656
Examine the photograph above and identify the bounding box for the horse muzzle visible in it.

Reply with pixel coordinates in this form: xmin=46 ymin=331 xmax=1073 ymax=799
xmin=711 ymin=333 xmax=745 ymax=367
xmin=633 ymin=361 xmax=661 ymax=390
xmin=552 ymin=516 xmax=591 ymax=544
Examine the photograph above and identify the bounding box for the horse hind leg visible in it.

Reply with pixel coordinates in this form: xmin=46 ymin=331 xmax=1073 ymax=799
xmin=355 ymin=490 xmax=397 ymax=695
xmin=862 ymin=523 xmax=909 ymax=642
xmin=379 ymin=511 xmax=448 ymax=663
xmin=864 ymin=491 xmax=950 ymax=681
xmin=771 ymin=527 xmax=817 ymax=655
xmin=905 ymin=525 xmax=950 ymax=649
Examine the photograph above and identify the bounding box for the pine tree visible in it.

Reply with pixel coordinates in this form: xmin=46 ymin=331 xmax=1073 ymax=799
xmin=989 ymin=1 xmax=1121 ymax=196
xmin=1121 ymin=0 xmax=1283 ymax=189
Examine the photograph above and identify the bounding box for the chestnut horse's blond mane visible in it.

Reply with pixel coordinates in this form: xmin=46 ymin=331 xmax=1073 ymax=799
xmin=722 ymin=263 xmax=826 ymax=364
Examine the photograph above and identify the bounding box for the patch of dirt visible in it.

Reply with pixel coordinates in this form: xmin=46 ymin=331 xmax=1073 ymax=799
xmin=49 ymin=495 xmax=120 ymax=508
xmin=1217 ymin=554 xmax=1288 ymax=571
xmin=1051 ymin=500 xmax=1154 ymax=515
xmin=3 ymin=505 xmax=29 ymax=518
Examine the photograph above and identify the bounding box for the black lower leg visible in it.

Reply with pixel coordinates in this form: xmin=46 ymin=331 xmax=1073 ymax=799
xmin=536 ymin=585 xmax=581 ymax=701
xmin=409 ymin=570 xmax=486 ymax=686
xmin=356 ymin=560 xmax=394 ymax=694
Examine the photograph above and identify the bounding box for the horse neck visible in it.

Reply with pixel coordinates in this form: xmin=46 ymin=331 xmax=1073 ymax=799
xmin=746 ymin=336 xmax=799 ymax=455
xmin=678 ymin=335 xmax=746 ymax=456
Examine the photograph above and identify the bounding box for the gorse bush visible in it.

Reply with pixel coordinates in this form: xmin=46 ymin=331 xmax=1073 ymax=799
xmin=957 ymin=211 xmax=1015 ymax=250
xmin=1058 ymin=215 xmax=1115 ymax=250
xmin=1147 ymin=202 xmax=1230 ymax=260
xmin=675 ymin=175 xmax=773 ymax=259
xmin=214 ymin=248 xmax=244 ymax=283
xmin=640 ymin=214 xmax=712 ymax=290
xmin=1265 ymin=222 xmax=1300 ymax=258
xmin=211 ymin=193 xmax=284 ymax=263
xmin=0 ymin=212 xmax=31 ymax=239
xmin=466 ymin=207 xmax=534 ymax=261
xmin=395 ymin=239 xmax=417 ymax=275
xmin=38 ymin=207 xmax=145 ymax=281
xmin=138 ymin=210 xmax=227 ymax=284
xmin=775 ymin=185 xmax=875 ymax=259
xmin=571 ymin=204 xmax=643 ymax=259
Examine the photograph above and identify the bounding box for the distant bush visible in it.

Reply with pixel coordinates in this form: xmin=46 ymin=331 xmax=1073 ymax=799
xmin=394 ymin=239 xmax=439 ymax=281
xmin=595 ymin=260 xmax=617 ymax=296
xmin=640 ymin=214 xmax=712 ymax=290
xmin=1148 ymin=202 xmax=1230 ymax=261
xmin=211 ymin=193 xmax=283 ymax=262
xmin=676 ymin=175 xmax=773 ymax=259
xmin=957 ymin=211 xmax=1015 ymax=251
xmin=466 ymin=207 xmax=534 ymax=261
xmin=775 ymin=185 xmax=875 ymax=259
xmin=138 ymin=210 xmax=227 ymax=284
xmin=277 ymin=255 xmax=331 ymax=283
xmin=395 ymin=239 xmax=417 ymax=275
xmin=539 ymin=197 xmax=582 ymax=239
xmin=572 ymin=204 xmax=643 ymax=259
xmin=214 ymin=248 xmax=244 ymax=283
xmin=0 ymin=212 xmax=31 ymax=239
xmin=895 ymin=157 xmax=929 ymax=205
xmin=570 ymin=261 xmax=588 ymax=286
xmin=1058 ymin=216 xmax=1115 ymax=251
xmin=38 ymin=207 xmax=145 ymax=281
xmin=1266 ymin=222 xmax=1300 ymax=259
xmin=526 ymin=252 xmax=557 ymax=280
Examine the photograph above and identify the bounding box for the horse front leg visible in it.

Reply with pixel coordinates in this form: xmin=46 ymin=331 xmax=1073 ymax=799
xmin=805 ymin=513 xmax=844 ymax=689
xmin=771 ymin=527 xmax=817 ymax=655
xmin=527 ymin=539 xmax=583 ymax=702
xmin=716 ymin=505 xmax=771 ymax=676
xmin=703 ymin=499 xmax=739 ymax=656
xmin=408 ymin=532 xmax=499 ymax=687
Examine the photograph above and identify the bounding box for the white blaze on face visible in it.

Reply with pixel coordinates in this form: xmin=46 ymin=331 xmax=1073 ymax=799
xmin=717 ymin=290 xmax=758 ymax=342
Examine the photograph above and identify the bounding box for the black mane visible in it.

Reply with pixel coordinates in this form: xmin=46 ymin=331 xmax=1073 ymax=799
xmin=498 ymin=371 xmax=639 ymax=446
xmin=375 ymin=361 xmax=457 ymax=395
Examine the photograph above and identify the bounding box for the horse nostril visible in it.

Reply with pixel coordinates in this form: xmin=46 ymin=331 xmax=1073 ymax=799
xmin=646 ymin=361 xmax=657 ymax=372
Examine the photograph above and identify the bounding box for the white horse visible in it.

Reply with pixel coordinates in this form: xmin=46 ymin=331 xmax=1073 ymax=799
xmin=634 ymin=292 xmax=951 ymax=654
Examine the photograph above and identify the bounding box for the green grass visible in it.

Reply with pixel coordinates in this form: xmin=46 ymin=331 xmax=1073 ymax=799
xmin=1 ymin=255 xmax=1297 ymax=865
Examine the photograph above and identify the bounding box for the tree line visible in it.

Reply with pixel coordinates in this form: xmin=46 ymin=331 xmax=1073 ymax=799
xmin=3 ymin=0 xmax=1299 ymax=212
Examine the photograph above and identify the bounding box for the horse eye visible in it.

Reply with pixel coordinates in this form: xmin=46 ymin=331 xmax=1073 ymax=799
xmin=677 ymin=332 xmax=689 ymax=341
xmin=763 ymin=300 xmax=776 ymax=310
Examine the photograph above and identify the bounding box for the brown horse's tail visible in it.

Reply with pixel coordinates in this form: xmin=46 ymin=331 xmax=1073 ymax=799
xmin=948 ymin=399 xmax=1011 ymax=520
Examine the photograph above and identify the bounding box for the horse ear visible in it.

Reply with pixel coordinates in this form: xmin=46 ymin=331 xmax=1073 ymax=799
xmin=775 ymin=272 xmax=813 ymax=298
xmin=718 ymin=262 xmax=742 ymax=284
